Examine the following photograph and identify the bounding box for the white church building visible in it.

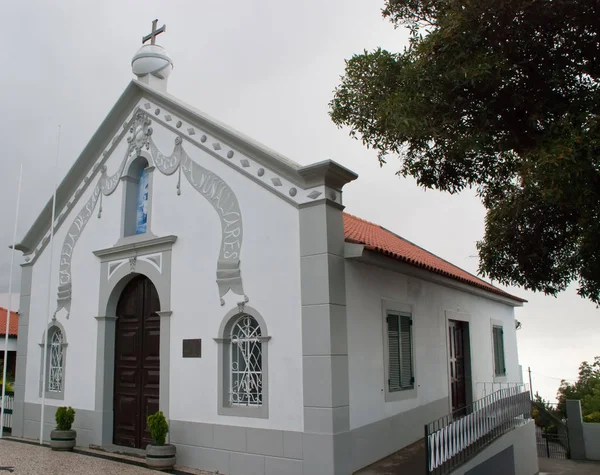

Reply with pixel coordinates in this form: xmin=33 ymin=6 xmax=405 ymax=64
xmin=11 ymin=24 xmax=537 ymax=475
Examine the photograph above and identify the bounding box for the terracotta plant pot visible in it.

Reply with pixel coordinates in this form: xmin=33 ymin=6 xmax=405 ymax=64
xmin=146 ymin=443 xmax=176 ymax=470
xmin=50 ymin=429 xmax=77 ymax=451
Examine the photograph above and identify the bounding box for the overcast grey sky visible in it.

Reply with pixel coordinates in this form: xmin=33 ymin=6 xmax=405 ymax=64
xmin=1 ymin=0 xmax=597 ymax=402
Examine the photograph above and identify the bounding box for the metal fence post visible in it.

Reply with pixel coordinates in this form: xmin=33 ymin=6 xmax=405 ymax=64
xmin=546 ymin=433 xmax=550 ymax=458
xmin=425 ymin=424 xmax=430 ymax=474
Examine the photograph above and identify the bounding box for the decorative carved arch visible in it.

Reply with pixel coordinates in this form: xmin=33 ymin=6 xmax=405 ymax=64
xmin=55 ymin=109 xmax=247 ymax=317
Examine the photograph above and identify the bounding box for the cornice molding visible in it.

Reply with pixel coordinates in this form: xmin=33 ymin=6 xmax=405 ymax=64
xmin=94 ymin=234 xmax=178 ymax=262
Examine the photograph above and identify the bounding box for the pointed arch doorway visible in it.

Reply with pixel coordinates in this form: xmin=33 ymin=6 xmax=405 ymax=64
xmin=113 ymin=274 xmax=161 ymax=448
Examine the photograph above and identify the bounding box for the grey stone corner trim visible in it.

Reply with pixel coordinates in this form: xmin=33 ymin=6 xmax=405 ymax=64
xmin=156 ymin=310 xmax=173 ymax=318
xmin=298 ymin=197 xmax=346 ymax=210
xmin=94 ymin=234 xmax=177 ymax=261
xmin=94 ymin=315 xmax=118 ymax=321
xmin=297 ymin=160 xmax=358 ymax=191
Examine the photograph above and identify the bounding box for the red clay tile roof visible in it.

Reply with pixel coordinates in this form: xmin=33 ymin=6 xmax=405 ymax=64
xmin=0 ymin=307 xmax=18 ymax=337
xmin=343 ymin=213 xmax=525 ymax=303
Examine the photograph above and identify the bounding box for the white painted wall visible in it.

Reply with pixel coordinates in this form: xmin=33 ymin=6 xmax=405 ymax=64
xmin=0 ymin=294 xmax=20 ymax=312
xmin=150 ymin=119 xmax=303 ymax=431
xmin=449 ymin=420 xmax=538 ymax=475
xmin=583 ymin=423 xmax=600 ymax=461
xmin=0 ymin=338 xmax=17 ymax=352
xmin=345 ymin=260 xmax=521 ymax=430
xmin=23 ymin=96 xmax=304 ymax=431
xmin=24 ymin=138 xmax=126 ymax=410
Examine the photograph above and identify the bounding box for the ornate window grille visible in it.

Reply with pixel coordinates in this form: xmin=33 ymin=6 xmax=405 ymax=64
xmin=229 ymin=314 xmax=262 ymax=406
xmin=48 ymin=329 xmax=64 ymax=392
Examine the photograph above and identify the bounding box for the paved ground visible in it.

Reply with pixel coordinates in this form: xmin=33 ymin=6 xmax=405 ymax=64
xmin=539 ymin=457 xmax=600 ymax=475
xmin=0 ymin=439 xmax=211 ymax=475
xmin=354 ymin=439 xmax=424 ymax=474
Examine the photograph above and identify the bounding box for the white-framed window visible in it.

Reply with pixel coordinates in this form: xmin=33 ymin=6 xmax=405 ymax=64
xmin=39 ymin=323 xmax=67 ymax=400
xmin=48 ymin=328 xmax=64 ymax=392
xmin=492 ymin=325 xmax=506 ymax=377
xmin=382 ymin=300 xmax=417 ymax=402
xmin=121 ymin=155 xmax=154 ymax=240
xmin=230 ymin=314 xmax=263 ymax=407
xmin=387 ymin=311 xmax=414 ymax=391
xmin=215 ymin=306 xmax=270 ymax=418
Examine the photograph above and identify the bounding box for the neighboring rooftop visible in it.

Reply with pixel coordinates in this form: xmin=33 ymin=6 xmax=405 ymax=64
xmin=0 ymin=307 xmax=18 ymax=337
xmin=343 ymin=213 xmax=525 ymax=303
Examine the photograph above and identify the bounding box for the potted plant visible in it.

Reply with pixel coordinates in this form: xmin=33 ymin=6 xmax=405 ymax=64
xmin=50 ymin=406 xmax=76 ymax=451
xmin=146 ymin=410 xmax=176 ymax=470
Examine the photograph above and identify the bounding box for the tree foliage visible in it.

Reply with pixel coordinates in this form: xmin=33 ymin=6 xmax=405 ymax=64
xmin=330 ymin=0 xmax=600 ymax=302
xmin=557 ymin=356 xmax=600 ymax=418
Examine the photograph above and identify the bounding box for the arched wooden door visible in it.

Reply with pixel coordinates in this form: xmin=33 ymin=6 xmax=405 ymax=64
xmin=113 ymin=275 xmax=161 ymax=448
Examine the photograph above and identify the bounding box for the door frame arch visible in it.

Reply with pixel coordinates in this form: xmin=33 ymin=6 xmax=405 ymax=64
xmin=93 ymin=235 xmax=175 ymax=445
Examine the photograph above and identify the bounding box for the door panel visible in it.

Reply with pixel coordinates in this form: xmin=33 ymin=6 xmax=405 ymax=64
xmin=113 ymin=275 xmax=160 ymax=449
xmin=449 ymin=320 xmax=467 ymax=414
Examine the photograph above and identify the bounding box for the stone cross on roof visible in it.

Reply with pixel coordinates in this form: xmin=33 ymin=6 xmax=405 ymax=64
xmin=142 ymin=19 xmax=166 ymax=45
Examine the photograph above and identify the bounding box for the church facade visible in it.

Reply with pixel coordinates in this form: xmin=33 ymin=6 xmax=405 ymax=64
xmin=11 ymin=31 xmax=536 ymax=475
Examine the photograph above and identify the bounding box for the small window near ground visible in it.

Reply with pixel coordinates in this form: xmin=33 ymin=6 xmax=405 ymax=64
xmin=387 ymin=312 xmax=414 ymax=391
xmin=493 ymin=325 xmax=506 ymax=376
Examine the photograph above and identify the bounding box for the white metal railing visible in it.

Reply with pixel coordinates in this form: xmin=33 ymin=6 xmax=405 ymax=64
xmin=425 ymin=385 xmax=531 ymax=474
xmin=1 ymin=391 xmax=14 ymax=432
xmin=475 ymin=381 xmax=524 ymax=400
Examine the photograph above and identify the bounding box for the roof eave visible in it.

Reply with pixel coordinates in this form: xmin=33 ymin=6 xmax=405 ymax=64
xmin=17 ymin=81 xmax=143 ymax=254
xmin=297 ymin=160 xmax=359 ymax=190
xmin=345 ymin=244 xmax=526 ymax=307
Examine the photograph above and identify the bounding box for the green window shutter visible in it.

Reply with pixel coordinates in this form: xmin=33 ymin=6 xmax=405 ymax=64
xmin=493 ymin=326 xmax=506 ymax=376
xmin=399 ymin=315 xmax=414 ymax=389
xmin=387 ymin=315 xmax=401 ymax=391
xmin=499 ymin=328 xmax=506 ymax=375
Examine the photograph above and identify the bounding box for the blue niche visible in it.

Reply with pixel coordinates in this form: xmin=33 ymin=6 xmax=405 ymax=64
xmin=135 ymin=167 xmax=149 ymax=234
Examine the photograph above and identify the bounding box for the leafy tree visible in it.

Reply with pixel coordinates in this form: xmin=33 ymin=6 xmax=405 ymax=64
xmin=330 ymin=0 xmax=600 ymax=302
xmin=557 ymin=356 xmax=600 ymax=418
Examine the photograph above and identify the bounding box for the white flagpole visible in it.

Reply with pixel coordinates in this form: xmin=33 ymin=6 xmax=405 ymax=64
xmin=0 ymin=164 xmax=23 ymax=439
xmin=40 ymin=125 xmax=61 ymax=444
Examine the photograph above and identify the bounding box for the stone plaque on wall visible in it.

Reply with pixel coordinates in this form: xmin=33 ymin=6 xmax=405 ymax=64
xmin=182 ymin=339 xmax=202 ymax=358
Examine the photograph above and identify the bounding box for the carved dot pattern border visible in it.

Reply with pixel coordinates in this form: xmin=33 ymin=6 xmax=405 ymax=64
xmin=230 ymin=314 xmax=262 ymax=407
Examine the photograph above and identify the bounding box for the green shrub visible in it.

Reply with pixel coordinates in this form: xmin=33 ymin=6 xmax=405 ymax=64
xmin=147 ymin=411 xmax=169 ymax=445
xmin=55 ymin=406 xmax=75 ymax=431
xmin=0 ymin=378 xmax=13 ymax=393
xmin=583 ymin=411 xmax=600 ymax=423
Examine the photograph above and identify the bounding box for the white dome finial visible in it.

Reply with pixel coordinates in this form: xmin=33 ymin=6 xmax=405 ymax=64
xmin=132 ymin=19 xmax=173 ymax=91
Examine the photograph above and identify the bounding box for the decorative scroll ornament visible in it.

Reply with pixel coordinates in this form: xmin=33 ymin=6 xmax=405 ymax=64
xmin=151 ymin=134 xmax=247 ymax=305
xmin=127 ymin=112 xmax=153 ymax=156
xmin=55 ymin=109 xmax=248 ymax=317
xmin=56 ymin=185 xmax=102 ymax=317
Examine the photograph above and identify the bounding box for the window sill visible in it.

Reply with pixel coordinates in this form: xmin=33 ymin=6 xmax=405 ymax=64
xmin=385 ymin=387 xmax=417 ymax=403
xmin=218 ymin=404 xmax=268 ymax=419
xmin=42 ymin=391 xmax=64 ymax=401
